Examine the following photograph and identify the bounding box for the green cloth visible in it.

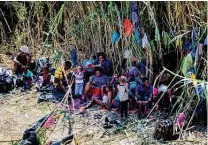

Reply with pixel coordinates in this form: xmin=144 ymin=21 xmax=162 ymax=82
xmin=181 ymin=53 xmax=193 ymax=76
xmin=23 ymin=70 xmax=33 ymax=78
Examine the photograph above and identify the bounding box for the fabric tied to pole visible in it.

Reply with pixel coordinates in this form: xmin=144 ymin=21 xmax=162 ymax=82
xmin=132 ymin=12 xmax=138 ymax=28
xmin=131 ymin=1 xmax=140 ymax=44
xmin=112 ymin=31 xmax=120 ymax=43
xmin=155 ymin=26 xmax=160 ymax=42
xmin=134 ymin=29 xmax=140 ymax=44
xmin=124 ymin=19 xmax=133 ymax=36
xmin=70 ymin=46 xmax=77 ymax=67
xmin=184 ymin=39 xmax=190 ymax=53
xmin=191 ymin=28 xmax=199 ymax=51
xmin=43 ymin=115 xmax=55 ymax=129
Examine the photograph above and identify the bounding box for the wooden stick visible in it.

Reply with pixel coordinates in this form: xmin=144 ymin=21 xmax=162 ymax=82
xmin=0 ymin=8 xmax=12 ymax=32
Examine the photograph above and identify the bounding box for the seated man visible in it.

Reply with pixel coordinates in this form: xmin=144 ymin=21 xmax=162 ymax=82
xmin=90 ymin=52 xmax=113 ymax=77
xmin=82 ymin=67 xmax=109 ymax=104
xmin=54 ymin=60 xmax=72 ymax=92
xmin=132 ymin=56 xmax=146 ymax=78
xmin=135 ymin=77 xmax=153 ymax=117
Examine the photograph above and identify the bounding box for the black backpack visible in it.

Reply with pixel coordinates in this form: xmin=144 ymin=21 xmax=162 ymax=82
xmin=34 ymin=57 xmax=52 ymax=75
xmin=0 ymin=68 xmax=15 ymax=92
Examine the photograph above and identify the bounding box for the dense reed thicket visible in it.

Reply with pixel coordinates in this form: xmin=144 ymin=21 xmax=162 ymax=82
xmin=0 ymin=2 xmax=206 ymax=61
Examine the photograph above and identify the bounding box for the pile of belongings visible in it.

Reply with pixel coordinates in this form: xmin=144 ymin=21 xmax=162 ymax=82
xmin=19 ymin=112 xmax=73 ymax=145
xmin=37 ymin=85 xmax=65 ymax=103
xmin=153 ymin=119 xmax=179 ymax=141
xmin=19 ymin=115 xmax=49 ymax=145
xmin=103 ymin=112 xmax=122 ymax=129
xmin=0 ymin=67 xmax=16 ymax=92
xmin=33 ymin=57 xmax=54 ymax=75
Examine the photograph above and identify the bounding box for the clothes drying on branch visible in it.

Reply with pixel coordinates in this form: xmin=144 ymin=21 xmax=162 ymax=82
xmin=124 ymin=19 xmax=133 ymax=36
xmin=184 ymin=39 xmax=191 ymax=53
xmin=181 ymin=53 xmax=193 ymax=76
xmin=112 ymin=31 xmax=120 ymax=43
xmin=70 ymin=46 xmax=78 ymax=67
xmin=134 ymin=29 xmax=140 ymax=44
xmin=142 ymin=33 xmax=149 ymax=49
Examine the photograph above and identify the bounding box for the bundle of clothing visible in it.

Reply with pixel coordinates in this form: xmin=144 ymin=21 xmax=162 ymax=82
xmin=0 ymin=67 xmax=16 ymax=92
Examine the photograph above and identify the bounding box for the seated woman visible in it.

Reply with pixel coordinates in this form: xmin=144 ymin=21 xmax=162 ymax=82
xmin=82 ymin=67 xmax=109 ymax=101
xmin=80 ymin=67 xmax=109 ymax=110
xmin=14 ymin=45 xmax=32 ymax=75
xmin=82 ymin=85 xmax=113 ymax=110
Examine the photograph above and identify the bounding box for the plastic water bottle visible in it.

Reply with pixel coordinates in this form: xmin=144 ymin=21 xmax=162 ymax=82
xmin=137 ymin=124 xmax=142 ymax=135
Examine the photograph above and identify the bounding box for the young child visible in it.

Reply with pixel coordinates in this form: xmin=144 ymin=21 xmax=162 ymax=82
xmin=117 ymin=76 xmax=129 ymax=119
xmin=22 ymin=67 xmax=33 ymax=90
xmin=101 ymin=85 xmax=113 ymax=108
xmin=36 ymin=66 xmax=54 ymax=91
xmin=73 ymin=66 xmax=84 ymax=98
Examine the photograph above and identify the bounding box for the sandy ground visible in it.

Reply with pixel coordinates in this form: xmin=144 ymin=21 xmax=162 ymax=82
xmin=0 ymin=54 xmax=207 ymax=145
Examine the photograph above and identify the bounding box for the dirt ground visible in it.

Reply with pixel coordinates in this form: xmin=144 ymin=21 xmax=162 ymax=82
xmin=0 ymin=54 xmax=207 ymax=145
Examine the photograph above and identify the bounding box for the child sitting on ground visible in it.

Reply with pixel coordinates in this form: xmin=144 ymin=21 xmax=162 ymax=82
xmin=101 ymin=85 xmax=113 ymax=108
xmin=22 ymin=67 xmax=33 ymax=90
xmin=36 ymin=66 xmax=54 ymax=91
xmin=117 ymin=76 xmax=129 ymax=119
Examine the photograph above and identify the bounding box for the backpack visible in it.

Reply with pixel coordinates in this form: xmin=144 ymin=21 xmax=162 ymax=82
xmin=153 ymin=119 xmax=179 ymax=141
xmin=34 ymin=57 xmax=52 ymax=75
xmin=0 ymin=67 xmax=15 ymax=92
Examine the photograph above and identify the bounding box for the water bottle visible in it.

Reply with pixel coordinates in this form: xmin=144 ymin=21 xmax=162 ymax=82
xmin=137 ymin=124 xmax=142 ymax=135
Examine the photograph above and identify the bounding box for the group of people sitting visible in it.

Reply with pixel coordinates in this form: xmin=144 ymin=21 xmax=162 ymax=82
xmin=50 ymin=51 xmax=174 ymax=119
xmin=11 ymin=44 xmax=206 ymax=122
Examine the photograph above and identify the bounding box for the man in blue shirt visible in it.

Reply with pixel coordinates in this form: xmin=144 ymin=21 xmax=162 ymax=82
xmin=132 ymin=56 xmax=146 ymax=77
xmin=135 ymin=77 xmax=153 ymax=117
xmin=92 ymin=52 xmax=113 ymax=76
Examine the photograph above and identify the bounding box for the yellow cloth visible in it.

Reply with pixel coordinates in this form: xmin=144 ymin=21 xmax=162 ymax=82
xmin=54 ymin=66 xmax=70 ymax=80
xmin=190 ymin=73 xmax=196 ymax=80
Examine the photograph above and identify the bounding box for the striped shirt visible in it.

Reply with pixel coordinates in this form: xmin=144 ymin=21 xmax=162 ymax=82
xmin=73 ymin=72 xmax=84 ymax=84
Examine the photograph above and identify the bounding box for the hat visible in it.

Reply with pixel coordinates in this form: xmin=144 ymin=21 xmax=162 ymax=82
xmin=20 ymin=45 xmax=30 ymax=54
